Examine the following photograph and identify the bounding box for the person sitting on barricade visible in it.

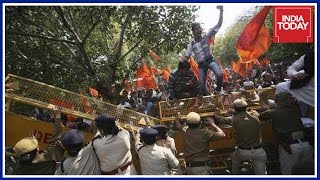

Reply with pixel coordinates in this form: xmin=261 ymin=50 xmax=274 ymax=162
xmin=168 ymin=61 xmax=201 ymax=101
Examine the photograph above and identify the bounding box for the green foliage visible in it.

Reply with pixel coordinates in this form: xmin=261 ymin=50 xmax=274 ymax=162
xmin=5 ymin=5 xmax=197 ymax=95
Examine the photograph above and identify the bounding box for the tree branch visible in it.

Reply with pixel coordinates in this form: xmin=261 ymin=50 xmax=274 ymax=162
xmin=6 ymin=31 xmax=76 ymax=44
xmin=56 ymin=6 xmax=82 ymax=44
xmin=112 ymin=9 xmax=132 ymax=64
xmin=109 ymin=39 xmax=144 ymax=66
xmin=81 ymin=18 xmax=102 ymax=46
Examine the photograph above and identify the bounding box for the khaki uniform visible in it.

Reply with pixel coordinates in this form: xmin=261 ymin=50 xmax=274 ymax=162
xmin=215 ymin=110 xmax=267 ymax=175
xmin=181 ymin=126 xmax=221 ymax=175
xmin=13 ymin=119 xmax=64 ymax=175
xmin=261 ymin=105 xmax=314 ymax=174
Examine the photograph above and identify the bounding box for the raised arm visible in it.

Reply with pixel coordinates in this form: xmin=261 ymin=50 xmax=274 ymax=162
xmin=208 ymin=5 xmax=224 ymax=37
xmin=207 ymin=117 xmax=226 ymax=138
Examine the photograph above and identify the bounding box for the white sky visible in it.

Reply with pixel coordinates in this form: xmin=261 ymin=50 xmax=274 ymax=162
xmin=196 ymin=3 xmax=256 ymax=36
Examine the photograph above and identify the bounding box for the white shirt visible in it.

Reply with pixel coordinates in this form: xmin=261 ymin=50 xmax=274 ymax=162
xmin=93 ymin=129 xmax=132 ymax=172
xmin=136 ymin=143 xmax=179 ymax=175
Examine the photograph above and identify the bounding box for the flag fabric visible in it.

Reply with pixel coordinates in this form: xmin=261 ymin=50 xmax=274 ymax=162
xmin=223 ymin=69 xmax=230 ymax=83
xmin=136 ymin=63 xmax=157 ymax=90
xmin=231 ymin=59 xmax=260 ymax=78
xmin=165 ymin=65 xmax=172 ymax=73
xmin=89 ymin=87 xmax=99 ymax=97
xmin=149 ymin=50 xmax=160 ymax=62
xmin=189 ymin=57 xmax=199 ymax=80
xmin=245 ymin=59 xmax=260 ymax=71
xmin=236 ymin=6 xmax=271 ymax=63
xmin=231 ymin=60 xmax=247 ymax=78
xmin=149 ymin=66 xmax=160 ymax=75
xmin=162 ymin=69 xmax=170 ymax=81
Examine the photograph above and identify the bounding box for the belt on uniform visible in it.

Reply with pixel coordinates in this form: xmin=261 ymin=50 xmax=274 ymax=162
xmin=290 ymin=138 xmax=308 ymax=144
xmin=102 ymin=161 xmax=132 ymax=175
xmin=238 ymin=144 xmax=262 ymax=150
xmin=186 ymin=161 xmax=209 ymax=167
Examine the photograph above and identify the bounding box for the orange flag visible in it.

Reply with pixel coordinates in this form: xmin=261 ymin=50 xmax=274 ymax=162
xmin=236 ymin=6 xmax=271 ymax=63
xmin=149 ymin=50 xmax=160 ymax=62
xmin=149 ymin=66 xmax=160 ymax=75
xmin=223 ymin=69 xmax=230 ymax=83
xmin=165 ymin=66 xmax=172 ymax=73
xmin=89 ymin=87 xmax=99 ymax=97
xmin=162 ymin=69 xmax=170 ymax=81
xmin=189 ymin=57 xmax=199 ymax=80
xmin=231 ymin=60 xmax=247 ymax=78
xmin=245 ymin=59 xmax=260 ymax=71
xmin=136 ymin=63 xmax=157 ymax=90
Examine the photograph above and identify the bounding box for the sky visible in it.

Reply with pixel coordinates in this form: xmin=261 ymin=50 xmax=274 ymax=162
xmin=196 ymin=3 xmax=256 ymax=36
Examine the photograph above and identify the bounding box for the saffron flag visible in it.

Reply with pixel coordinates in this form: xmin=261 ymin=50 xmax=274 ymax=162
xmin=236 ymin=6 xmax=271 ymax=63
xmin=165 ymin=65 xmax=172 ymax=73
xmin=162 ymin=69 xmax=170 ymax=81
xmin=245 ymin=59 xmax=260 ymax=71
xmin=149 ymin=50 xmax=160 ymax=62
xmin=89 ymin=87 xmax=99 ymax=97
xmin=189 ymin=57 xmax=199 ymax=80
xmin=231 ymin=60 xmax=247 ymax=78
xmin=136 ymin=63 xmax=157 ymax=90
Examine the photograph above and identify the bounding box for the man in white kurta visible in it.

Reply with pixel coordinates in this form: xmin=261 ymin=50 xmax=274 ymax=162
xmin=276 ymin=54 xmax=314 ymax=107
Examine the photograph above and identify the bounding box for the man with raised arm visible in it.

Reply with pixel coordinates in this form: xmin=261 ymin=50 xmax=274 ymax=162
xmin=182 ymin=5 xmax=224 ymax=96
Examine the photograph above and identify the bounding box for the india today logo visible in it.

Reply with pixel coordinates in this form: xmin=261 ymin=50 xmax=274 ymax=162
xmin=273 ymin=6 xmax=313 ymax=43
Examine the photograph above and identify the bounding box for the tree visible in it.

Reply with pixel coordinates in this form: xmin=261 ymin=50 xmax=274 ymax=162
xmin=5 ymin=5 xmax=198 ymax=100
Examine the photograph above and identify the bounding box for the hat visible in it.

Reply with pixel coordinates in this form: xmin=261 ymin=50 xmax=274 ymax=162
xmin=152 ymin=125 xmax=167 ymax=135
xmin=14 ymin=137 xmax=38 ymax=156
xmin=140 ymin=128 xmax=158 ymax=137
xmin=95 ymin=114 xmax=116 ymax=124
xmin=61 ymin=129 xmax=84 ymax=146
xmin=275 ymin=92 xmax=290 ymax=103
xmin=233 ymin=99 xmax=248 ymax=108
xmin=243 ymin=81 xmax=254 ymax=87
xmin=186 ymin=112 xmax=201 ymax=124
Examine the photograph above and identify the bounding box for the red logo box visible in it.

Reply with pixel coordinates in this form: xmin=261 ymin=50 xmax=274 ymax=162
xmin=273 ymin=6 xmax=313 ymax=43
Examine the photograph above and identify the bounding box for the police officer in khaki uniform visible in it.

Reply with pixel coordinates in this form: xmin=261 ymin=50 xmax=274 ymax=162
xmin=133 ymin=127 xmax=179 ymax=175
xmin=213 ymin=99 xmax=267 ymax=175
xmin=13 ymin=106 xmax=64 ymax=175
xmin=260 ymin=92 xmax=314 ymax=175
xmin=175 ymin=112 xmax=226 ymax=175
